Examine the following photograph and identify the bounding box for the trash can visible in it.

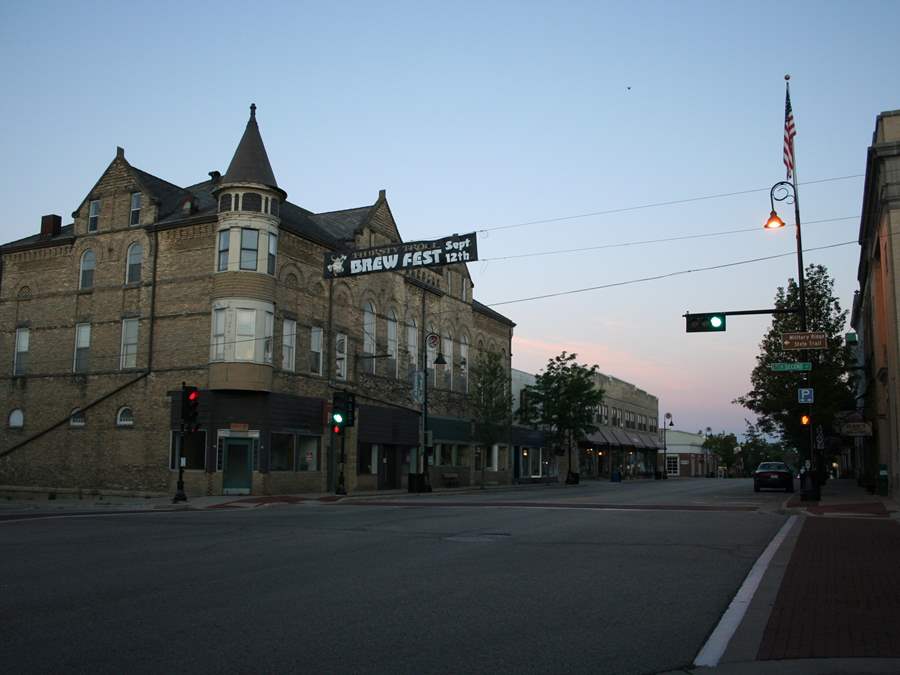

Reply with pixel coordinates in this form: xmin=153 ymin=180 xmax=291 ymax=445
xmin=611 ymin=470 xmax=621 ymax=483
xmin=878 ymin=464 xmax=889 ymax=497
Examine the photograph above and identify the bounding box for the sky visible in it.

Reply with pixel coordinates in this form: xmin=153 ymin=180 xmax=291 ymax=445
xmin=1 ymin=0 xmax=896 ymax=437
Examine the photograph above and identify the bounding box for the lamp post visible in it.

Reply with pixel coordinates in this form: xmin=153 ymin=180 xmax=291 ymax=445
xmin=412 ymin=327 xmax=444 ymax=493
xmin=765 ymin=179 xmax=819 ymax=501
xmin=663 ymin=412 xmax=673 ymax=479
xmin=704 ymin=426 xmax=712 ymax=478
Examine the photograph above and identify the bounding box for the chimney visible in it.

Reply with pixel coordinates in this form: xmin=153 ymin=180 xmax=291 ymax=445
xmin=40 ymin=214 xmax=61 ymax=238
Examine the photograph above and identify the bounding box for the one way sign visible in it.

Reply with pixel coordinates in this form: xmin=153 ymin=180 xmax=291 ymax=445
xmin=798 ymin=388 xmax=814 ymax=404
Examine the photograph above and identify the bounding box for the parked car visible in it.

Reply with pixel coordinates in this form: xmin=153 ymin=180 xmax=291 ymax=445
xmin=753 ymin=461 xmax=794 ymax=493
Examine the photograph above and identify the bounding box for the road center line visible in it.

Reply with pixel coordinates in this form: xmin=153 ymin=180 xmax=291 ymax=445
xmin=693 ymin=514 xmax=798 ymax=667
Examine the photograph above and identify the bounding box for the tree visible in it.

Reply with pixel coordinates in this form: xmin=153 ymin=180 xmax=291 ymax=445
xmin=703 ymin=432 xmax=739 ymax=475
xmin=518 ymin=351 xmax=604 ymax=484
xmin=740 ymin=420 xmax=790 ymax=476
xmin=734 ymin=264 xmax=854 ymax=454
xmin=469 ymin=350 xmax=513 ymax=488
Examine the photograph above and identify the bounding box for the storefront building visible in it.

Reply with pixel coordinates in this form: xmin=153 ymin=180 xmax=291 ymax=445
xmin=0 ymin=106 xmax=515 ymax=497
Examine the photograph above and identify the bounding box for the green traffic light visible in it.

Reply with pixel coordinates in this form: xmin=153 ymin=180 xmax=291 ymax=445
xmin=710 ymin=316 xmax=723 ymax=328
xmin=332 ymin=412 xmax=344 ymax=425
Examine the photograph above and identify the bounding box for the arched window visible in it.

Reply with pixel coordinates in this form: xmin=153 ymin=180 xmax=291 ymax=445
xmin=406 ymin=318 xmax=418 ymax=382
xmin=386 ymin=309 xmax=398 ymax=378
xmin=126 ymin=243 xmax=142 ymax=283
xmin=442 ymin=331 xmax=453 ymax=390
xmin=241 ymin=192 xmax=262 ymax=212
xmin=8 ymin=409 xmax=24 ymax=428
xmin=460 ymin=335 xmax=469 ymax=393
xmin=362 ymin=302 xmax=376 ymax=374
xmin=80 ymin=250 xmax=95 ymax=289
xmin=69 ymin=408 xmax=85 ymax=427
xmin=116 ymin=406 xmax=134 ymax=427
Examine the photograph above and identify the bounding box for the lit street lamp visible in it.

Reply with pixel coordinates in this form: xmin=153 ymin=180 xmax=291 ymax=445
xmin=765 ymin=178 xmax=819 ymax=501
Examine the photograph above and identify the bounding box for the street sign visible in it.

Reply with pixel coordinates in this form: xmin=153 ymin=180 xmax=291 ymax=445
xmin=770 ymin=362 xmax=812 ymax=372
xmin=798 ymin=388 xmax=814 ymax=404
xmin=782 ymin=331 xmax=828 ymax=350
xmin=815 ymin=425 xmax=825 ymax=450
xmin=841 ymin=421 xmax=872 ymax=437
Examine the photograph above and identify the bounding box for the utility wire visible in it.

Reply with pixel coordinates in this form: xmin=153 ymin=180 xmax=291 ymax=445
xmin=475 ymin=174 xmax=864 ymax=235
xmin=487 ymin=240 xmax=859 ymax=307
xmin=479 ymin=216 xmax=857 ymax=262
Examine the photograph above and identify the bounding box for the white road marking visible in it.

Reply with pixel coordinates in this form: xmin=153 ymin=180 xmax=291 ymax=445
xmin=693 ymin=515 xmax=798 ymax=667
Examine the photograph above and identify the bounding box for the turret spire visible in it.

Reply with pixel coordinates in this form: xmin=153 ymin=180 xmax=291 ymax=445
xmin=222 ymin=103 xmax=279 ymax=191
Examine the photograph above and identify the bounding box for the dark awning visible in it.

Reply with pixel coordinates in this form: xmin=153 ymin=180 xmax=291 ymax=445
xmin=587 ymin=428 xmax=619 ymax=446
xmin=358 ymin=404 xmax=419 ymax=445
xmin=512 ymin=425 xmax=545 ymax=447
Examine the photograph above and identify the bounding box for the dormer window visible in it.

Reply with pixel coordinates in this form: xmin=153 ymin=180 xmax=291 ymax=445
xmin=88 ymin=200 xmax=100 ymax=232
xmin=130 ymin=193 xmax=142 ymax=226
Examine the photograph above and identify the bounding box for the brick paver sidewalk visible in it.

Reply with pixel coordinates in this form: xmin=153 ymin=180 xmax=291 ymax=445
xmin=757 ymin=517 xmax=900 ymax=659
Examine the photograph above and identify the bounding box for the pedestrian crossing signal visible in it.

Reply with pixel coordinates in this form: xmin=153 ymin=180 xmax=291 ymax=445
xmin=801 ymin=414 xmax=811 ymax=426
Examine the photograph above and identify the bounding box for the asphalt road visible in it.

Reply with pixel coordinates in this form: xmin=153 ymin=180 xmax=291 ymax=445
xmin=1 ymin=479 xmax=788 ymax=674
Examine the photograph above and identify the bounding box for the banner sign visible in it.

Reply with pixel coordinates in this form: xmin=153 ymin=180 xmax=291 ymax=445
xmin=323 ymin=232 xmax=478 ymax=279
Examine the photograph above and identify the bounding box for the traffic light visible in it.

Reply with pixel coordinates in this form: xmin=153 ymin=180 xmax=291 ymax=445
xmin=800 ymin=414 xmax=811 ymax=426
xmin=685 ymin=312 xmax=727 ymax=333
xmin=181 ymin=383 xmax=200 ymax=431
xmin=331 ymin=392 xmax=346 ymax=435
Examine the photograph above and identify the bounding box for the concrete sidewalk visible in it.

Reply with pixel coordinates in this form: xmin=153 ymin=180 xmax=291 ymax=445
xmin=679 ymin=480 xmax=900 ymax=674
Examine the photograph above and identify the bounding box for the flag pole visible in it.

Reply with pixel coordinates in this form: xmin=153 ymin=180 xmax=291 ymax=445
xmin=785 ymin=74 xmax=807 ymax=333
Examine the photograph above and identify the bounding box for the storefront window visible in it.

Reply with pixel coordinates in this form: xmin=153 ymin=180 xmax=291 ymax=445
xmin=270 ymin=432 xmax=294 ymax=471
xmin=298 ymin=436 xmax=319 ymax=472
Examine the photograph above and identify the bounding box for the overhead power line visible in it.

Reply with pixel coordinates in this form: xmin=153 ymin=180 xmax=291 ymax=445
xmin=476 ymin=174 xmax=864 ymax=235
xmin=479 ymin=216 xmax=857 ymax=262
xmin=487 ymin=240 xmax=858 ymax=307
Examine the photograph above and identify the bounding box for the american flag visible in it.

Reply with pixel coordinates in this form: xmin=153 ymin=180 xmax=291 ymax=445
xmin=783 ymin=86 xmax=796 ymax=179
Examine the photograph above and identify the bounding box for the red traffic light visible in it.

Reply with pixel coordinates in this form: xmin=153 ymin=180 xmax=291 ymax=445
xmin=332 ymin=424 xmax=342 ymax=435
xmin=188 ymin=390 xmax=199 ymax=402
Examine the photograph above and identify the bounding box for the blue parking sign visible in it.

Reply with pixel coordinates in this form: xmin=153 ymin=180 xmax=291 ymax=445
xmin=798 ymin=388 xmax=814 ymax=404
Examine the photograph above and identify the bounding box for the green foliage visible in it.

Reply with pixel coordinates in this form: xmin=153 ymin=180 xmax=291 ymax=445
xmin=734 ymin=264 xmax=854 ymax=451
xmin=518 ymin=352 xmax=604 ymax=468
xmin=740 ymin=420 xmax=792 ymax=476
xmin=469 ymin=350 xmax=513 ymax=451
xmin=703 ymin=432 xmax=739 ymax=471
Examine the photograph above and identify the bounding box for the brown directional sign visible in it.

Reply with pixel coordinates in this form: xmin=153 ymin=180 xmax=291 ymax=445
xmin=782 ymin=331 xmax=828 ymax=350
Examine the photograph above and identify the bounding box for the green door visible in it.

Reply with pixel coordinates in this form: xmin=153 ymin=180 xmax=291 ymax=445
xmin=223 ymin=438 xmax=252 ymax=495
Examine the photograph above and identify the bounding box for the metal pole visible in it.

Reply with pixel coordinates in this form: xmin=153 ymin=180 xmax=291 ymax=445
xmin=173 ymin=422 xmax=187 ymax=503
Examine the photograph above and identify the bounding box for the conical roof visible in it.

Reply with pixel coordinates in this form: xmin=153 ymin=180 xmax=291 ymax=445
xmin=222 ymin=104 xmax=279 ymax=189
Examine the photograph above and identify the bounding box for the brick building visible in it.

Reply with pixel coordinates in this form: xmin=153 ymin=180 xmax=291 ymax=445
xmin=0 ymin=105 xmax=514 ymax=497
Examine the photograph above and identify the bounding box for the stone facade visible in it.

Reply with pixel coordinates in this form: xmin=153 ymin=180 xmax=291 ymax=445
xmin=0 ymin=108 xmax=514 ymax=497
xmin=852 ymin=109 xmax=900 ymax=498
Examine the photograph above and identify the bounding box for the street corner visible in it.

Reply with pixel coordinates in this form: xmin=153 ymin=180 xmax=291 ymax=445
xmin=205 ymin=495 xmax=308 ymax=510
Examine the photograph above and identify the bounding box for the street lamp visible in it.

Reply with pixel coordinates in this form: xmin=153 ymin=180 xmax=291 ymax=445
xmin=765 ymin=179 xmax=818 ymax=501
xmin=662 ymin=412 xmax=673 ymax=479
xmin=412 ymin=332 xmax=445 ymax=493
xmin=705 ymin=426 xmax=712 ymax=478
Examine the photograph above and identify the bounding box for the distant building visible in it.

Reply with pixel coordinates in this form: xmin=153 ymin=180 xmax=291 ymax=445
xmin=512 ymin=367 xmax=662 ymax=480
xmin=661 ymin=430 xmax=718 ymax=478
